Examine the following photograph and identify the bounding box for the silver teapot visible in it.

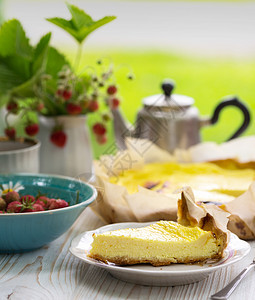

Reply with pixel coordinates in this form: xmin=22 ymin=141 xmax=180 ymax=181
xmin=112 ymin=80 xmax=250 ymax=153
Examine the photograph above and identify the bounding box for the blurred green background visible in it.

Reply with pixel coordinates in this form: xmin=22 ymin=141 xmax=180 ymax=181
xmin=80 ymin=49 xmax=255 ymax=158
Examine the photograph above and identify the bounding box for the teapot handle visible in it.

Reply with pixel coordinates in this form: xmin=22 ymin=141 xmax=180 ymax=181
xmin=209 ymin=96 xmax=250 ymax=141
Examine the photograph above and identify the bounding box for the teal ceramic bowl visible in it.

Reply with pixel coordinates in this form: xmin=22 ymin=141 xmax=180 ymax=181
xmin=0 ymin=174 xmax=97 ymax=253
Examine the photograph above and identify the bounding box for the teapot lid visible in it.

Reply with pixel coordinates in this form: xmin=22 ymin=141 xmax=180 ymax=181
xmin=142 ymin=80 xmax=194 ymax=109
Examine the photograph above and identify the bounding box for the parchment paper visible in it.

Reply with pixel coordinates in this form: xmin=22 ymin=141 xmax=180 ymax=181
xmin=91 ymin=136 xmax=255 ymax=240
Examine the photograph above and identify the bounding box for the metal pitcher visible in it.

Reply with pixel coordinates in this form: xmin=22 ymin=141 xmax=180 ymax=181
xmin=112 ymin=80 xmax=251 ymax=153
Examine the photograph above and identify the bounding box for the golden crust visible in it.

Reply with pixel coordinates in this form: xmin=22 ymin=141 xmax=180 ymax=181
xmin=178 ymin=189 xmax=228 ymax=257
xmin=200 ymin=214 xmax=228 ymax=257
xmin=88 ymin=252 xmax=223 ymax=267
xmin=177 ymin=190 xmax=204 ymax=228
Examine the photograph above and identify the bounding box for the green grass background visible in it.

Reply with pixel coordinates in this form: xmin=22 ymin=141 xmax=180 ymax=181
xmin=75 ymin=49 xmax=255 ymax=158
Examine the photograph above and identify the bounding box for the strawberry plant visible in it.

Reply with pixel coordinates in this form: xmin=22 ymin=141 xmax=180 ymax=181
xmin=0 ymin=3 xmax=133 ymax=147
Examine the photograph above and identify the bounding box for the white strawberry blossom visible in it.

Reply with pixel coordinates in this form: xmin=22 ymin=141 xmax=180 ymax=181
xmin=0 ymin=181 xmax=25 ymax=196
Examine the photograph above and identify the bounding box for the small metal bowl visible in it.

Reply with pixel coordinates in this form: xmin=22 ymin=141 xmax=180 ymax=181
xmin=0 ymin=137 xmax=40 ymax=174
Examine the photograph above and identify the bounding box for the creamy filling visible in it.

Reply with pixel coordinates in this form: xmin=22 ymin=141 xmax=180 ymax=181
xmin=110 ymin=162 xmax=254 ymax=198
xmin=89 ymin=221 xmax=220 ymax=262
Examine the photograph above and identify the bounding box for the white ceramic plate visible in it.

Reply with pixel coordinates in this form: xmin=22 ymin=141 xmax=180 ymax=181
xmin=69 ymin=222 xmax=250 ymax=286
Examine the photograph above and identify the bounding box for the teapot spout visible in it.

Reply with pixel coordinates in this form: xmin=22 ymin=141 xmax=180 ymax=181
xmin=111 ymin=108 xmax=134 ymax=150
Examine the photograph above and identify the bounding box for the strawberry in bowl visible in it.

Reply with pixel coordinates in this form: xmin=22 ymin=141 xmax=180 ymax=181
xmin=0 ymin=192 xmax=69 ymax=213
xmin=0 ymin=174 xmax=97 ymax=253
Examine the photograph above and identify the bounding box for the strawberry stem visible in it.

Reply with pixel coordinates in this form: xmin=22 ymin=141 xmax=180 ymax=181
xmin=4 ymin=112 xmax=11 ymax=128
xmin=74 ymin=44 xmax=82 ymax=71
xmin=35 ymin=190 xmax=46 ymax=199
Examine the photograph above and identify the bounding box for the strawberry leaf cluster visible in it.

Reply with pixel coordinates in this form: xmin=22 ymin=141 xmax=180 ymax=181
xmin=47 ymin=3 xmax=116 ymax=45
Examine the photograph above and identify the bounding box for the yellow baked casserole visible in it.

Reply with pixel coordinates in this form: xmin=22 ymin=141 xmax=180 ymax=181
xmin=109 ymin=162 xmax=255 ymax=203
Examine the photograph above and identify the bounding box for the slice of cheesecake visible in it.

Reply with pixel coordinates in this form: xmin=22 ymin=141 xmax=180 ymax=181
xmin=89 ymin=220 xmax=223 ymax=266
xmin=88 ymin=187 xmax=229 ymax=266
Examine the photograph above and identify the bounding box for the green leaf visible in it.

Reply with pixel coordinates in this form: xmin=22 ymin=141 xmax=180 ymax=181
xmin=0 ymin=19 xmax=35 ymax=93
xmin=11 ymin=46 xmax=61 ymax=99
xmin=0 ymin=59 xmax=25 ymax=94
xmin=41 ymin=94 xmax=63 ymax=115
xmin=32 ymin=32 xmax=51 ymax=74
xmin=0 ymin=30 xmax=51 ymax=98
xmin=77 ymin=16 xmax=116 ymax=42
xmin=46 ymin=17 xmax=80 ymax=41
xmin=10 ymin=73 xmax=39 ymax=98
xmin=47 ymin=3 xmax=116 ymax=44
xmin=0 ymin=95 xmax=9 ymax=108
xmin=46 ymin=46 xmax=70 ymax=78
xmin=1 ymin=56 xmax=31 ymax=81
xmin=67 ymin=3 xmax=93 ymax=29
xmin=0 ymin=19 xmax=33 ymax=59
xmin=41 ymin=46 xmax=71 ymax=96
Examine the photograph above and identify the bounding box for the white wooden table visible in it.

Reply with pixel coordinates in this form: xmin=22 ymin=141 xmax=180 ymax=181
xmin=0 ymin=208 xmax=254 ymax=300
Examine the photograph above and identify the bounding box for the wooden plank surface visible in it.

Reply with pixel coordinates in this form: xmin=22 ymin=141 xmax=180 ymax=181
xmin=0 ymin=208 xmax=254 ymax=300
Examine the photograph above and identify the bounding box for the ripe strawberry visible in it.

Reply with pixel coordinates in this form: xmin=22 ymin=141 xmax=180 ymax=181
xmin=49 ymin=199 xmax=69 ymax=210
xmin=7 ymin=201 xmax=22 ymax=213
xmin=88 ymin=100 xmax=99 ymax=112
xmin=3 ymin=191 xmax=19 ymax=204
xmin=92 ymin=123 xmax=106 ymax=136
xmin=56 ymin=89 xmax=63 ymax=97
xmin=6 ymin=101 xmax=19 ymax=114
xmin=110 ymin=98 xmax=120 ymax=109
xmin=19 ymin=195 xmax=41 ymax=212
xmin=50 ymin=130 xmax=67 ymax=148
xmin=24 ymin=203 xmax=44 ymax=212
xmin=107 ymin=85 xmax=117 ymax=95
xmin=63 ymin=90 xmax=72 ymax=100
xmin=46 ymin=198 xmax=56 ymax=208
xmin=36 ymin=102 xmax=44 ymax=112
xmin=25 ymin=123 xmax=39 ymax=136
xmin=96 ymin=134 xmax=107 ymax=145
xmin=66 ymin=103 xmax=82 ymax=115
xmin=32 ymin=204 xmax=44 ymax=212
xmin=34 ymin=200 xmax=46 ymax=209
xmin=36 ymin=196 xmax=50 ymax=209
xmin=5 ymin=127 xmax=16 ymax=139
xmin=22 ymin=207 xmax=33 ymax=212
